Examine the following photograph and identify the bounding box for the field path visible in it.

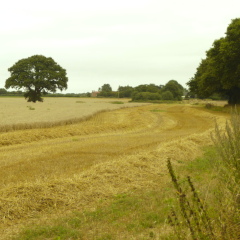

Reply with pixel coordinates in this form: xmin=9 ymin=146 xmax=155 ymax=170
xmin=0 ymin=103 xmax=228 ymax=239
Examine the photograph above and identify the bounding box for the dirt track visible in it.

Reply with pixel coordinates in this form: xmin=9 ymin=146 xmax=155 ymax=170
xmin=0 ymin=103 xmax=228 ymax=239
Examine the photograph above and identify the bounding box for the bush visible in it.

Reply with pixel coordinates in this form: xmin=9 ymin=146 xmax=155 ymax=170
xmin=162 ymin=91 xmax=174 ymax=100
xmin=131 ymin=92 xmax=161 ymax=101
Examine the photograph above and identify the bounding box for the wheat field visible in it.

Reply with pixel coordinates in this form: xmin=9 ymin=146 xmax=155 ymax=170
xmin=0 ymin=97 xmax=148 ymax=131
xmin=0 ymin=98 xmax=229 ymax=239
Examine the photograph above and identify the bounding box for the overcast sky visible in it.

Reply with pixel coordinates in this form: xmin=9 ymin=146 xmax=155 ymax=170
xmin=1 ymin=0 xmax=239 ymax=93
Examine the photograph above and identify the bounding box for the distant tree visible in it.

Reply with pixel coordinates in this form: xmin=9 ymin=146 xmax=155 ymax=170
xmin=118 ymin=85 xmax=134 ymax=98
xmin=162 ymin=91 xmax=174 ymax=100
xmin=134 ymin=84 xmax=148 ymax=92
xmin=132 ymin=91 xmax=161 ymax=101
xmin=101 ymin=84 xmax=112 ymax=92
xmin=161 ymin=80 xmax=183 ymax=100
xmin=0 ymin=88 xmax=7 ymax=95
xmin=146 ymin=84 xmax=161 ymax=93
xmin=86 ymin=92 xmax=91 ymax=97
xmin=134 ymin=84 xmax=161 ymax=93
xmin=187 ymin=18 xmax=240 ymax=104
xmin=98 ymin=84 xmax=113 ymax=97
xmin=5 ymin=55 xmax=68 ymax=102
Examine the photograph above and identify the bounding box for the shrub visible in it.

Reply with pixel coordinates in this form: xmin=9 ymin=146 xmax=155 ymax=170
xmin=131 ymin=92 xmax=161 ymax=101
xmin=162 ymin=91 xmax=174 ymax=100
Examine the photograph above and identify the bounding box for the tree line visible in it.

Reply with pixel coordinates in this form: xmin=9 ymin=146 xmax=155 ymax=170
xmin=0 ymin=88 xmax=91 ymax=98
xmin=187 ymin=18 xmax=240 ymax=105
xmin=97 ymin=80 xmax=185 ymax=101
xmin=0 ymin=79 xmax=185 ymax=102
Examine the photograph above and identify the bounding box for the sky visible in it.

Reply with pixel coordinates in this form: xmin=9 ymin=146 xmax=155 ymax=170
xmin=1 ymin=0 xmax=240 ymax=93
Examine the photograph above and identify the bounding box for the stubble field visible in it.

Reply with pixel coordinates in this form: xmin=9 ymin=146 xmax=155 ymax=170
xmin=0 ymin=98 xmax=228 ymax=239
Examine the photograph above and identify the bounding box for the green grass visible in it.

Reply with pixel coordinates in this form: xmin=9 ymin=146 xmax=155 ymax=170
xmin=166 ymin=111 xmax=240 ymax=240
xmin=109 ymin=101 xmax=124 ymax=104
xmin=185 ymin=146 xmax=218 ymax=173
xmin=131 ymin=100 xmax=181 ymax=104
xmin=14 ymin=190 xmax=172 ymax=240
xmin=150 ymin=109 xmax=166 ymax=112
xmin=27 ymin=106 xmax=35 ymax=110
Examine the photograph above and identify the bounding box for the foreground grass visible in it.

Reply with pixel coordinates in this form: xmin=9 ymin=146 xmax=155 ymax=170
xmin=14 ymin=191 xmax=171 ymax=239
xmin=14 ymin=147 xmax=219 ymax=240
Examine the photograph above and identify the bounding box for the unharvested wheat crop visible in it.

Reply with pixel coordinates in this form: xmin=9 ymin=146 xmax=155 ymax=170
xmin=0 ymin=97 xmax=148 ymax=132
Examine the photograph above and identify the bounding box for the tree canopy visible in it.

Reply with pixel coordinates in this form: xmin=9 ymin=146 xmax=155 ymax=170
xmin=161 ymin=80 xmax=184 ymax=100
xmin=95 ymin=81 xmax=183 ymax=101
xmin=5 ymin=55 xmax=68 ymax=102
xmin=131 ymin=81 xmax=183 ymax=101
xmin=98 ymin=84 xmax=114 ymax=97
xmin=100 ymin=84 xmax=112 ymax=92
xmin=187 ymin=18 xmax=240 ymax=104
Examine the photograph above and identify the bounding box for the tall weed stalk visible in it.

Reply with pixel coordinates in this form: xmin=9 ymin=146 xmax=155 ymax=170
xmin=167 ymin=159 xmax=215 ymax=240
xmin=167 ymin=107 xmax=240 ymax=239
xmin=211 ymin=107 xmax=240 ymax=239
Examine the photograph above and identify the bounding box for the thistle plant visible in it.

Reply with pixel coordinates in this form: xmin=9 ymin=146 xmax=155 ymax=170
xmin=167 ymin=159 xmax=215 ymax=240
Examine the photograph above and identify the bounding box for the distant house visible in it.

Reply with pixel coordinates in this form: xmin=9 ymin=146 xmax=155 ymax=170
xmin=91 ymin=91 xmax=100 ymax=97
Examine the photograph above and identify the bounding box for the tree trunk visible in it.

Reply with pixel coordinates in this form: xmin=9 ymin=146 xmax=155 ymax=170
xmin=228 ymin=88 xmax=240 ymax=105
xmin=24 ymin=88 xmax=43 ymax=102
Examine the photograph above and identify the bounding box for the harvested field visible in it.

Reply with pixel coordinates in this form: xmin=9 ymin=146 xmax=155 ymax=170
xmin=0 ymin=98 xmax=229 ymax=239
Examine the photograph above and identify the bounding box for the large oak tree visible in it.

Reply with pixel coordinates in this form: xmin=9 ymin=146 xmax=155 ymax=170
xmin=187 ymin=18 xmax=240 ymax=104
xmin=5 ymin=55 xmax=68 ymax=102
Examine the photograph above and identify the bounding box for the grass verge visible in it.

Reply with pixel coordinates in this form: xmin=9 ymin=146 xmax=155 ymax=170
xmin=166 ymin=109 xmax=240 ymax=239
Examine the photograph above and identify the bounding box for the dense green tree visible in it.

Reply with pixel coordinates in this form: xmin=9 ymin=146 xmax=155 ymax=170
xmin=98 ymin=84 xmax=113 ymax=97
xmin=131 ymin=82 xmax=183 ymax=101
xmin=162 ymin=91 xmax=174 ymax=100
xmin=132 ymin=91 xmax=161 ymax=101
xmin=146 ymin=84 xmax=161 ymax=93
xmin=100 ymin=84 xmax=112 ymax=92
xmin=187 ymin=18 xmax=240 ymax=104
xmin=134 ymin=84 xmax=148 ymax=92
xmin=161 ymin=80 xmax=183 ymax=100
xmin=118 ymin=86 xmax=133 ymax=98
xmin=134 ymin=84 xmax=161 ymax=93
xmin=5 ymin=55 xmax=68 ymax=102
xmin=0 ymin=88 xmax=7 ymax=95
